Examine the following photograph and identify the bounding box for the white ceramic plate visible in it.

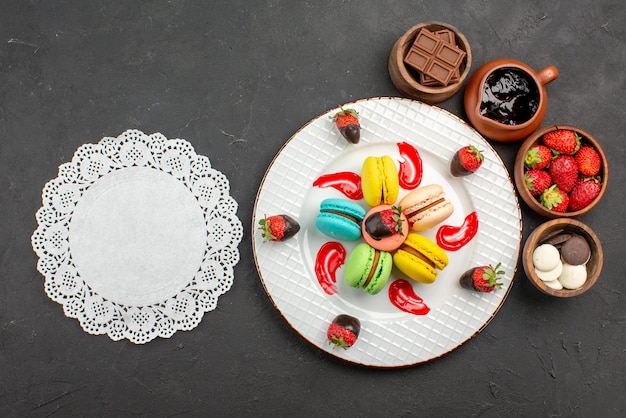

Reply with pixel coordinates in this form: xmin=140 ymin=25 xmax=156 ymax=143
xmin=252 ymin=97 xmax=521 ymax=367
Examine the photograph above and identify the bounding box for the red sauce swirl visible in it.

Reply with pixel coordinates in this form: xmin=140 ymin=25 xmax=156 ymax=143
xmin=436 ymin=211 xmax=479 ymax=251
xmin=314 ymin=241 xmax=346 ymax=295
xmin=388 ymin=279 xmax=430 ymax=315
xmin=397 ymin=141 xmax=423 ymax=190
xmin=313 ymin=172 xmax=362 ymax=200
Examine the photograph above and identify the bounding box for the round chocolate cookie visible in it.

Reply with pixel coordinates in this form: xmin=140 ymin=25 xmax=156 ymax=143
xmin=560 ymin=235 xmax=590 ymax=265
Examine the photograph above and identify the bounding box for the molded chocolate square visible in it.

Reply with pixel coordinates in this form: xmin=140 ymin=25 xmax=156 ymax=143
xmin=424 ymin=60 xmax=454 ymax=85
xmin=413 ymin=29 xmax=440 ymax=54
xmin=421 ymin=70 xmax=460 ymax=86
xmin=434 ymin=29 xmax=455 ymax=44
xmin=404 ymin=47 xmax=430 ymax=72
xmin=437 ymin=43 xmax=465 ymax=67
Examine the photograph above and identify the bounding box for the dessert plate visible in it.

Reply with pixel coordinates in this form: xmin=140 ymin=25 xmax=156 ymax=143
xmin=252 ymin=97 xmax=521 ymax=367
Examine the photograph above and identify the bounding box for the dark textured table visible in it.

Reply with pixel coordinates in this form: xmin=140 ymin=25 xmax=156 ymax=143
xmin=2 ymin=1 xmax=625 ymax=416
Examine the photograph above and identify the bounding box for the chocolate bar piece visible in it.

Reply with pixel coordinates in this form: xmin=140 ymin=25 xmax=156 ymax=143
xmin=404 ymin=28 xmax=466 ymax=86
xmin=421 ymin=29 xmax=461 ymax=86
xmin=434 ymin=29 xmax=455 ymax=44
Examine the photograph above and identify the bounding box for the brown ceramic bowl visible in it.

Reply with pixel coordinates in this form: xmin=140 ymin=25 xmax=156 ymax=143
xmin=523 ymin=218 xmax=603 ymax=297
xmin=514 ymin=124 xmax=609 ymax=218
xmin=388 ymin=21 xmax=472 ymax=104
xmin=464 ymin=59 xmax=558 ymax=142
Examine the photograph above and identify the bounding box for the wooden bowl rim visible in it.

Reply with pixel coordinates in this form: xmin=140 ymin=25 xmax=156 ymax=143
xmin=391 ymin=21 xmax=472 ymax=94
xmin=522 ymin=218 xmax=604 ymax=297
xmin=514 ymin=124 xmax=609 ymax=218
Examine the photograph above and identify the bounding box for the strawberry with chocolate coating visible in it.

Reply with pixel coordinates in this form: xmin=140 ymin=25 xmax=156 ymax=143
xmin=450 ymin=145 xmax=484 ymax=176
xmin=460 ymin=262 xmax=504 ymax=293
xmin=542 ymin=129 xmax=581 ymax=155
xmin=258 ymin=214 xmax=300 ymax=242
xmin=327 ymin=314 xmax=361 ymax=349
xmin=568 ymin=177 xmax=602 ymax=211
xmin=332 ymin=108 xmax=360 ymax=144
xmin=364 ymin=205 xmax=404 ymax=240
xmin=524 ymin=144 xmax=552 ymax=169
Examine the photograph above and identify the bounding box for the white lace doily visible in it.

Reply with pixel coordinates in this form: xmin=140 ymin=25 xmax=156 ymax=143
xmin=31 ymin=129 xmax=243 ymax=344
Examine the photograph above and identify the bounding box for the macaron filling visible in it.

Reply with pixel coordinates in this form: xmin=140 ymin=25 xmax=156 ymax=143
xmin=406 ymin=197 xmax=445 ymax=219
xmin=362 ymin=250 xmax=381 ymax=288
xmin=398 ymin=244 xmax=436 ymax=269
xmin=321 ymin=209 xmax=361 ymax=225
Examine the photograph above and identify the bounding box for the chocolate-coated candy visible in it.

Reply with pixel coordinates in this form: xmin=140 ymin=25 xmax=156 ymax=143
xmin=560 ymin=234 xmax=590 ymax=265
xmin=540 ymin=229 xmax=572 ymax=248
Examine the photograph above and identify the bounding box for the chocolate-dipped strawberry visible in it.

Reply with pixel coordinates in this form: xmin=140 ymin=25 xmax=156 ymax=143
xmin=459 ymin=262 xmax=504 ymax=293
xmin=450 ymin=145 xmax=484 ymax=177
xmin=363 ymin=205 xmax=404 ymax=240
xmin=327 ymin=314 xmax=361 ymax=349
xmin=332 ymin=108 xmax=360 ymax=144
xmin=258 ymin=214 xmax=300 ymax=242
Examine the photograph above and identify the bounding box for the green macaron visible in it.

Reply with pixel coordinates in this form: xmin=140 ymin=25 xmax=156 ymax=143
xmin=344 ymin=243 xmax=392 ymax=295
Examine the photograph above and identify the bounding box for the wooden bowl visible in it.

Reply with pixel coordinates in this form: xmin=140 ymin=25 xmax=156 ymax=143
xmin=514 ymin=124 xmax=609 ymax=218
xmin=388 ymin=22 xmax=472 ymax=104
xmin=523 ymin=218 xmax=603 ymax=297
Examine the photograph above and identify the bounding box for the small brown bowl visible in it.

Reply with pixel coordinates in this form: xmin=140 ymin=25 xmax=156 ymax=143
xmin=388 ymin=21 xmax=472 ymax=104
xmin=514 ymin=124 xmax=609 ymax=218
xmin=523 ymin=218 xmax=603 ymax=297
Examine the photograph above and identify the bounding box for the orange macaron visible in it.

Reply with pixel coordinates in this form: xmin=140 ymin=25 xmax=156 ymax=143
xmin=361 ymin=205 xmax=409 ymax=252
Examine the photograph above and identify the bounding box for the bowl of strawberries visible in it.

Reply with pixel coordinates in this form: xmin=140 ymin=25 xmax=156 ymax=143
xmin=514 ymin=125 xmax=608 ymax=218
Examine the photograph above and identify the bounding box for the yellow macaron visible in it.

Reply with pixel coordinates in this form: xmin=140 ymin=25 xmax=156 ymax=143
xmin=393 ymin=233 xmax=449 ymax=284
xmin=361 ymin=155 xmax=399 ymax=207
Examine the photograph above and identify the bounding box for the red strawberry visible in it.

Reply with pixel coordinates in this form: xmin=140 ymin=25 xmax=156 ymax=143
xmin=542 ymin=129 xmax=581 ymax=154
xmin=450 ymin=145 xmax=484 ymax=176
xmin=332 ymin=108 xmax=360 ymax=144
xmin=548 ymin=155 xmax=578 ymax=192
xmin=524 ymin=145 xmax=552 ymax=169
xmin=524 ymin=169 xmax=553 ymax=196
xmin=540 ymin=185 xmax=569 ymax=212
xmin=568 ymin=177 xmax=602 ymax=211
xmin=575 ymin=146 xmax=601 ymax=176
xmin=459 ymin=262 xmax=504 ymax=293
xmin=327 ymin=314 xmax=360 ymax=349
xmin=258 ymin=214 xmax=300 ymax=242
xmin=364 ymin=205 xmax=404 ymax=240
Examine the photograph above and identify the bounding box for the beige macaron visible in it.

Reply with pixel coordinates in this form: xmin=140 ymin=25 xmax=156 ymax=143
xmin=398 ymin=184 xmax=454 ymax=231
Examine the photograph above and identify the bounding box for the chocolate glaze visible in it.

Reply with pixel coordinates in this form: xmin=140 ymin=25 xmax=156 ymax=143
xmin=449 ymin=151 xmax=471 ymax=176
xmin=339 ymin=124 xmax=360 ymax=144
xmin=364 ymin=212 xmax=393 ymax=240
xmin=480 ymin=67 xmax=539 ymax=125
xmin=331 ymin=314 xmax=361 ymax=338
xmin=459 ymin=268 xmax=477 ymax=290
